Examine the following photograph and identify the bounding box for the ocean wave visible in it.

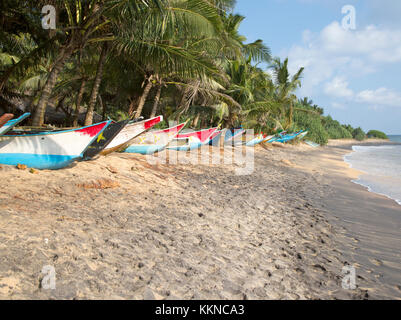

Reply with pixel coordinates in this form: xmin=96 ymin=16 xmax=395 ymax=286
xmin=344 ymin=145 xmax=401 ymax=206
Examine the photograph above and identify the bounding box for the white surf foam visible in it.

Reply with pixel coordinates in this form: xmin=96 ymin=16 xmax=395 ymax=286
xmin=344 ymin=145 xmax=401 ymax=206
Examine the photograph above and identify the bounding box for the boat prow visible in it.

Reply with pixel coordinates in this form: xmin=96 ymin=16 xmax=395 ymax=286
xmin=101 ymin=116 xmax=163 ymax=155
xmin=124 ymin=122 xmax=186 ymax=155
xmin=0 ymin=121 xmax=110 ymax=169
xmin=0 ymin=113 xmax=30 ymax=136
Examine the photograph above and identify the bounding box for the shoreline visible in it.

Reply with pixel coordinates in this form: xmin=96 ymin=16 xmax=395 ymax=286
xmin=295 ymin=139 xmax=401 ymax=299
xmin=339 ymin=140 xmax=401 ymax=206
xmin=0 ymin=140 xmax=400 ymax=299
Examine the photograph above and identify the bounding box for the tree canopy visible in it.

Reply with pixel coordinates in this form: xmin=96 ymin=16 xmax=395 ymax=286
xmin=0 ymin=0 xmax=379 ymax=144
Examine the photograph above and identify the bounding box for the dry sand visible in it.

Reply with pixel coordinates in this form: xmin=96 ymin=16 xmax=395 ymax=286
xmin=0 ymin=140 xmax=400 ymax=300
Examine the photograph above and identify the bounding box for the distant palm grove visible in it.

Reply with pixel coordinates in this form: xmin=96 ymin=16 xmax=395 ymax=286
xmin=0 ymin=0 xmax=386 ymax=144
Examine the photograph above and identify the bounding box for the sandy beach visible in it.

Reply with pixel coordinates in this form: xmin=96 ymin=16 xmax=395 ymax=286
xmin=0 ymin=140 xmax=400 ymax=300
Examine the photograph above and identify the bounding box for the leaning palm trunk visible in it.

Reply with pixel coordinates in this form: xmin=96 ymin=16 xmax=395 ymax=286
xmin=134 ymin=80 xmax=153 ymax=118
xmin=99 ymin=95 xmax=106 ymax=120
xmin=32 ymin=45 xmax=74 ymax=126
xmin=72 ymin=78 xmax=86 ymax=127
xmin=150 ymin=85 xmax=162 ymax=118
xmin=84 ymin=43 xmax=108 ymax=125
xmin=128 ymin=97 xmax=137 ymax=116
xmin=288 ymin=103 xmax=294 ymax=128
xmin=192 ymin=113 xmax=200 ymax=128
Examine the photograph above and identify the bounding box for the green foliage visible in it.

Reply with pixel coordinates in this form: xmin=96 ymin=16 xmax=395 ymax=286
xmin=342 ymin=124 xmax=355 ymax=136
xmin=367 ymin=130 xmax=388 ymax=139
xmin=352 ymin=127 xmax=366 ymax=141
xmin=0 ymin=0 xmax=364 ymax=137
xmin=323 ymin=116 xmax=352 ymax=139
xmin=293 ymin=109 xmax=328 ymax=145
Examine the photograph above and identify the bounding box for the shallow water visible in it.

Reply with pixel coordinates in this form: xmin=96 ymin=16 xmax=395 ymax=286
xmin=389 ymin=135 xmax=401 ymax=143
xmin=344 ymin=145 xmax=401 ymax=205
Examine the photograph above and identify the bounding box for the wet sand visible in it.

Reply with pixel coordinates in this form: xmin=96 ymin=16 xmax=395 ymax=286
xmin=0 ymin=140 xmax=400 ymax=299
xmin=299 ymin=140 xmax=401 ymax=299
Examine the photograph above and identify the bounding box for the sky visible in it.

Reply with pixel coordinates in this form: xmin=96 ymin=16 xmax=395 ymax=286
xmin=234 ymin=0 xmax=401 ymax=134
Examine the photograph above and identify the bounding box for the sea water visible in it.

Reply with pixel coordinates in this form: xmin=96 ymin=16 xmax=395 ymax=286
xmin=344 ymin=143 xmax=401 ymax=205
xmin=389 ymin=135 xmax=401 ymax=143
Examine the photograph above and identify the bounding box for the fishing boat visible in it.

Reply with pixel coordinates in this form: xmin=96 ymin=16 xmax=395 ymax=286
xmin=297 ymin=131 xmax=308 ymax=140
xmin=264 ymin=131 xmax=287 ymax=143
xmin=101 ymin=116 xmax=163 ymax=155
xmin=305 ymin=140 xmax=320 ymax=147
xmin=274 ymin=130 xmax=304 ymax=143
xmin=262 ymin=134 xmax=275 ymax=143
xmin=124 ymin=122 xmax=186 ymax=155
xmin=167 ymin=127 xmax=218 ymax=151
xmin=208 ymin=130 xmax=223 ymax=146
xmin=246 ymin=133 xmax=266 ymax=147
xmin=0 ymin=114 xmax=14 ymax=131
xmin=82 ymin=120 xmax=130 ymax=160
xmin=224 ymin=127 xmax=245 ymax=146
xmin=0 ymin=113 xmax=30 ymax=136
xmin=0 ymin=121 xmax=110 ymax=169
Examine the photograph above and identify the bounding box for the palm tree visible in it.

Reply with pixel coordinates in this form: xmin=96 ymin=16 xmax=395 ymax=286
xmin=1 ymin=0 xmax=167 ymax=126
xmin=270 ymin=57 xmax=304 ymax=129
xmin=114 ymin=0 xmax=230 ymax=118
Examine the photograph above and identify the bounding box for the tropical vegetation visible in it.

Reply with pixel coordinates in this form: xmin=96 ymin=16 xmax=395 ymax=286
xmin=0 ymin=0 xmax=383 ymax=145
xmin=367 ymin=130 xmax=388 ymax=140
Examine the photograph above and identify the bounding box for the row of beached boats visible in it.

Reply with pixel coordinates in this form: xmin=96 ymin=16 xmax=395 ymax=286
xmin=0 ymin=112 xmax=307 ymax=170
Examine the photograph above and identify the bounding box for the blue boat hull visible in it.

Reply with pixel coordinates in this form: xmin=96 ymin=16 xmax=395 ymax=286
xmin=246 ymin=137 xmax=265 ymax=146
xmin=275 ymin=134 xmax=300 ymax=143
xmin=168 ymin=142 xmax=203 ymax=151
xmin=0 ymin=153 xmax=79 ymax=170
xmin=268 ymin=131 xmax=304 ymax=143
xmin=124 ymin=144 xmax=166 ymax=155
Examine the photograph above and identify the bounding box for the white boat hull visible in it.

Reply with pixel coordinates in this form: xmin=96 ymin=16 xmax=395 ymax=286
xmin=0 ymin=121 xmax=110 ymax=169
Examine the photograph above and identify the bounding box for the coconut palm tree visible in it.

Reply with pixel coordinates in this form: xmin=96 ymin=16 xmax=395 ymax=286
xmin=270 ymin=57 xmax=304 ymax=129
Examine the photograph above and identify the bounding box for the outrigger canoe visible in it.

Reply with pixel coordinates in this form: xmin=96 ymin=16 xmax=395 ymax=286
xmin=224 ymin=128 xmax=245 ymax=146
xmin=246 ymin=133 xmax=266 ymax=147
xmin=124 ymin=122 xmax=186 ymax=155
xmin=208 ymin=130 xmax=223 ymax=146
xmin=167 ymin=127 xmax=218 ymax=151
xmin=0 ymin=121 xmax=110 ymax=169
xmin=0 ymin=113 xmax=30 ymax=136
xmin=297 ymin=131 xmax=308 ymax=140
xmin=274 ymin=130 xmax=304 ymax=143
xmin=0 ymin=114 xmax=14 ymax=131
xmin=262 ymin=135 xmax=275 ymax=143
xmin=82 ymin=120 xmax=130 ymax=160
xmin=305 ymin=140 xmax=320 ymax=147
xmin=101 ymin=116 xmax=163 ymax=155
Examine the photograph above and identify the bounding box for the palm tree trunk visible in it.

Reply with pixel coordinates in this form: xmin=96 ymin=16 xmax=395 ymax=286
xmin=128 ymin=97 xmax=137 ymax=116
xmin=134 ymin=80 xmax=152 ymax=118
xmin=84 ymin=43 xmax=108 ymax=125
xmin=192 ymin=113 xmax=200 ymax=128
xmin=150 ymin=85 xmax=162 ymax=118
xmin=99 ymin=95 xmax=106 ymax=120
xmin=73 ymin=78 xmax=86 ymax=127
xmin=32 ymin=46 xmax=74 ymax=126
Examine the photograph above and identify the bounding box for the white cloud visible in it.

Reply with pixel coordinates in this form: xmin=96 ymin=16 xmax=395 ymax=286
xmin=324 ymin=77 xmax=353 ymax=98
xmin=356 ymin=88 xmax=401 ymax=107
xmin=286 ymin=21 xmax=401 ymax=97
xmin=319 ymin=23 xmax=401 ymax=63
xmin=283 ymin=19 xmax=401 ymax=115
xmin=331 ymin=102 xmax=346 ymax=110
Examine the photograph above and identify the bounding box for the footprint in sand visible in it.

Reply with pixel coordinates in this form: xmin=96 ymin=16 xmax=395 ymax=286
xmin=370 ymin=258 xmax=383 ymax=267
